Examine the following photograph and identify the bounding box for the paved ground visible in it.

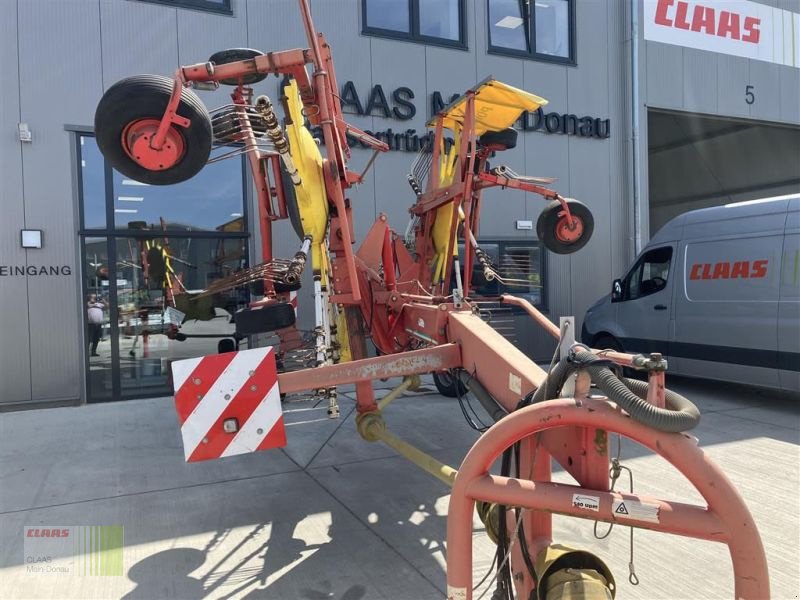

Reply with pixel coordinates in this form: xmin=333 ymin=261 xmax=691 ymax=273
xmin=0 ymin=376 xmax=797 ymax=599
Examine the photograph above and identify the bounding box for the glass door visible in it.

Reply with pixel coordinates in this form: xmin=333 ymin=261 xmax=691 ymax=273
xmin=83 ymin=237 xmax=114 ymax=401
xmin=114 ymin=235 xmax=247 ymax=399
xmin=76 ymin=132 xmax=250 ymax=402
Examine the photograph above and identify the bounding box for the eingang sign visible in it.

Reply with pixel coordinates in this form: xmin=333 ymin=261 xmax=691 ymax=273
xmin=644 ymin=0 xmax=800 ymax=68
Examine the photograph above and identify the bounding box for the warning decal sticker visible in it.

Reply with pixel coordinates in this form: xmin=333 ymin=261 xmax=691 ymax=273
xmin=572 ymin=493 xmax=600 ymax=512
xmin=447 ymin=585 xmax=467 ymax=600
xmin=509 ymin=372 xmax=522 ymax=395
xmin=612 ymin=498 xmax=660 ymax=523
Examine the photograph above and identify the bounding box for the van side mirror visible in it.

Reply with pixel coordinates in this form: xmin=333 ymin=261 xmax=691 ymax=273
xmin=611 ymin=279 xmax=623 ymax=303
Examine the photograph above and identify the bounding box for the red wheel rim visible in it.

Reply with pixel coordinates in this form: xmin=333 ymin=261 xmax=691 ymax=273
xmin=554 ymin=214 xmax=584 ymax=244
xmin=121 ymin=118 xmax=186 ymax=172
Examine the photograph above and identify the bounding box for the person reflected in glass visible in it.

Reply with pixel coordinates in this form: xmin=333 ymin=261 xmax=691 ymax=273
xmin=87 ymin=293 xmax=107 ymax=357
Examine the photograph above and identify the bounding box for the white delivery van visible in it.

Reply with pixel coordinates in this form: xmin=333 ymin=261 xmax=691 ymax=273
xmin=582 ymin=194 xmax=800 ymax=392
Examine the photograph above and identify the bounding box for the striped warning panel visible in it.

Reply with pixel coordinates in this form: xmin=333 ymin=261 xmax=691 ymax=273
xmin=171 ymin=346 xmax=286 ymax=462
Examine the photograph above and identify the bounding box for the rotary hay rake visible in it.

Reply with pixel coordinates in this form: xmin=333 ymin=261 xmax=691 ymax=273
xmin=93 ymin=1 xmax=768 ymax=598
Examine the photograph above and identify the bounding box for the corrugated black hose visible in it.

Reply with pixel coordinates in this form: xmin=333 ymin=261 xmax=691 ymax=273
xmin=570 ymin=349 xmax=700 ymax=432
xmin=519 ymin=351 xmax=700 ymax=432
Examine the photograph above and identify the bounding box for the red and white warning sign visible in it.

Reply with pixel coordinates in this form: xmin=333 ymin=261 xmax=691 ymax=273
xmin=172 ymin=346 xmax=286 ymax=462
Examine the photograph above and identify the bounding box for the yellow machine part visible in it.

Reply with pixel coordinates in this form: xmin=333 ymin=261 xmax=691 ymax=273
xmin=535 ymin=544 xmax=616 ymax=600
xmin=427 ymin=78 xmax=548 ymax=136
xmin=431 ymin=135 xmax=461 ymax=282
xmin=284 ymin=79 xmax=329 ymax=285
xmin=428 ymin=79 xmax=549 ymax=282
xmin=335 ymin=307 xmax=352 ymax=363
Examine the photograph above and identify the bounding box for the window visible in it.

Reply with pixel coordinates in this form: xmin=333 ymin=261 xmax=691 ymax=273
xmin=488 ymin=0 xmax=575 ymax=64
xmin=623 ymin=246 xmax=672 ymax=301
xmin=133 ymin=0 xmax=232 ymax=14
xmin=80 ymin=137 xmax=246 ymax=233
xmin=76 ymin=133 xmax=249 ymax=402
xmin=363 ymin=0 xmax=466 ymax=48
xmin=458 ymin=240 xmax=546 ymax=308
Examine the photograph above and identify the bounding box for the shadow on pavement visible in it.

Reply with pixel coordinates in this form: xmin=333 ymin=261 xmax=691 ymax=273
xmin=123 ymin=548 xmax=205 ymax=599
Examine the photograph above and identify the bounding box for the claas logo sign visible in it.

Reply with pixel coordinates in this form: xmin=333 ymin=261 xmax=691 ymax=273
xmin=654 ymin=0 xmax=761 ymax=43
xmin=689 ymin=260 xmax=768 ymax=280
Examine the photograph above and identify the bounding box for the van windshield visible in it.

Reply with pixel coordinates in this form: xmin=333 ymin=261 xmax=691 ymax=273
xmin=625 ymin=246 xmax=672 ymax=300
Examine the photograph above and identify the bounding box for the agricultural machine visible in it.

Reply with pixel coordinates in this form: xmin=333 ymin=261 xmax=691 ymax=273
xmin=93 ymin=1 xmax=768 ymax=598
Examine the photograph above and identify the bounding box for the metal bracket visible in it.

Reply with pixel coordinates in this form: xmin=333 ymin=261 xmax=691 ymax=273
xmin=559 ymin=316 xmax=575 ymax=361
xmin=559 ymin=316 xmax=576 ymax=397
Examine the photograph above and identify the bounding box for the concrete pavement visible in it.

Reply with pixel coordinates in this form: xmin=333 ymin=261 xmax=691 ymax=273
xmin=0 ymin=376 xmax=797 ymax=599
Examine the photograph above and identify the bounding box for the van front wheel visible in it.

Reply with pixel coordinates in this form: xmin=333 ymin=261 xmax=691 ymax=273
xmin=593 ymin=335 xmax=622 ymax=353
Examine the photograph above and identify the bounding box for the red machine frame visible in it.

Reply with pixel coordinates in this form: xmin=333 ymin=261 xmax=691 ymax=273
xmin=94 ymin=0 xmax=770 ymax=597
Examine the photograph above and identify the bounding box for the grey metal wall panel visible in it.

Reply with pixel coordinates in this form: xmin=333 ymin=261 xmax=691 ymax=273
xmin=425 ymin=47 xmax=476 ymax=115
xmin=521 ymin=63 xmax=570 ymax=316
xmin=646 ymin=43 xmax=684 ymax=109
xmin=565 ymin=0 xmax=614 ymax=324
xmin=716 ymin=55 xmax=751 ymax=119
xmin=682 ymin=48 xmax=718 ymax=114
xmin=100 ymin=0 xmax=178 ymax=86
xmin=607 ymin=0 xmax=631 ymax=280
xmin=779 ymin=65 xmax=800 ymax=123
xmin=748 ymin=62 xmax=783 ymax=122
xmin=246 ymin=0 xmax=304 ymax=53
xmin=177 ymin=0 xmax=249 ymax=111
xmin=0 ymin=0 xmax=33 ymax=405
xmin=312 ymin=0 xmax=373 ymax=82
xmin=18 ymin=0 xmax=104 ymax=402
xmin=368 ymin=39 xmax=427 ymax=228
xmin=567 ymin=134 xmax=614 ymax=322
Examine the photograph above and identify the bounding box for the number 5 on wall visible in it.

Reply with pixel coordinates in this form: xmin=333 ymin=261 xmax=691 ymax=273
xmin=745 ymin=85 xmax=755 ymax=105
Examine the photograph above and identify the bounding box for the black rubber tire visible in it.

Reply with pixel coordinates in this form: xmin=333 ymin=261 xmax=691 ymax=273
xmin=208 ymin=48 xmax=266 ymax=85
xmin=593 ymin=335 xmax=622 ymax=353
xmin=146 ymin=247 xmax=166 ymax=282
xmin=234 ymin=303 xmax=296 ymax=336
xmin=478 ymin=128 xmax=517 ymax=150
xmin=537 ymin=198 xmax=594 ymax=255
xmin=433 ymin=371 xmax=467 ymax=398
xmin=95 ymin=74 xmax=212 ymax=185
xmin=218 ymin=338 xmax=236 ymax=353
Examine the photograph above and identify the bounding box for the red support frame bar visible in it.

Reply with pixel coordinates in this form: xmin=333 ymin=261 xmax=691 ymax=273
xmin=277 ymin=343 xmax=461 ymax=394
xmin=446 ymin=399 xmax=770 ymax=600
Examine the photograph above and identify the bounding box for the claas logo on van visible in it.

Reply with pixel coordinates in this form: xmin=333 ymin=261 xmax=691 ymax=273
xmin=689 ymin=260 xmax=768 ymax=281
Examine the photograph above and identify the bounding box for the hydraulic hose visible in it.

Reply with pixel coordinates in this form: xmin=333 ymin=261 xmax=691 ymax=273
xmin=570 ymin=350 xmax=700 ymax=432
xmin=529 ymin=358 xmax=573 ymax=405
xmin=456 ymin=371 xmax=507 ymax=423
xmin=618 ymin=376 xmax=700 ymax=430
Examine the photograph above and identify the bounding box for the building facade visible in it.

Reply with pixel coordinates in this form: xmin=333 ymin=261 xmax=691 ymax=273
xmin=1 ymin=0 xmax=798 ymax=409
